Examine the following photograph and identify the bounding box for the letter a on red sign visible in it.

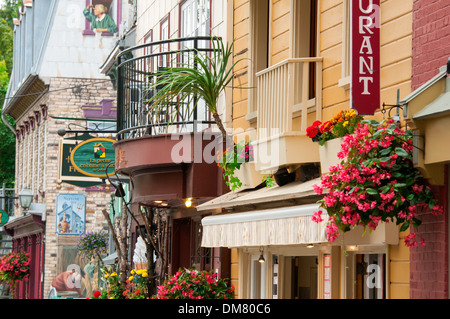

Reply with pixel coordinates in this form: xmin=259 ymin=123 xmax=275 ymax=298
xmin=351 ymin=0 xmax=380 ymax=115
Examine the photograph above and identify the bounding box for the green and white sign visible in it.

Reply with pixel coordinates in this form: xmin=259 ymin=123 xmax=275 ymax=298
xmin=70 ymin=138 xmax=116 ymax=178
xmin=0 ymin=209 xmax=9 ymax=226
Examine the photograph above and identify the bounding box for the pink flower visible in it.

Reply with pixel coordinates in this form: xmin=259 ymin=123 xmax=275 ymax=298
xmin=312 ymin=211 xmax=324 ymax=223
xmin=313 ymin=184 xmax=323 ymax=195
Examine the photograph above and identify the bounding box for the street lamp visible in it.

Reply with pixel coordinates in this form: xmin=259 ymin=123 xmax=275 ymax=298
xmin=18 ymin=188 xmax=33 ymax=215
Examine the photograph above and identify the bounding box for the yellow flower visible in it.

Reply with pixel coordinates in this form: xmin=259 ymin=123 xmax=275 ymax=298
xmin=111 ymin=272 xmax=117 ymax=277
xmin=129 ymin=276 xmax=134 ymax=281
xmin=142 ymin=272 xmax=148 ymax=278
xmin=343 ymin=121 xmax=349 ymax=127
xmin=131 ymin=269 xmax=136 ymax=275
xmin=137 ymin=269 xmax=146 ymax=275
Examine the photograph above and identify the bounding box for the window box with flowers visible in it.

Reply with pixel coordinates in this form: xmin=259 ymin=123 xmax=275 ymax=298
xmin=217 ymin=141 xmax=272 ymax=191
xmin=311 ymin=119 xmax=444 ymax=248
xmin=307 ymin=110 xmax=363 ymax=174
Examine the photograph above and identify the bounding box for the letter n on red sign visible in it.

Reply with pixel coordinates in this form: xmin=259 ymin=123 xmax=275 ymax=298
xmin=352 ymin=0 xmax=380 ymax=115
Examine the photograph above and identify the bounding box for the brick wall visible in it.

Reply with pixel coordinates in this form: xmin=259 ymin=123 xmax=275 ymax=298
xmin=409 ymin=179 xmax=449 ymax=299
xmin=412 ymin=0 xmax=450 ymax=90
xmin=410 ymin=0 xmax=450 ymax=299
xmin=15 ymin=76 xmax=116 ymax=298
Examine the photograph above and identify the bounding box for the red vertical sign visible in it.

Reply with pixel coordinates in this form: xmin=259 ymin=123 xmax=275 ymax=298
xmin=352 ymin=0 xmax=380 ymax=115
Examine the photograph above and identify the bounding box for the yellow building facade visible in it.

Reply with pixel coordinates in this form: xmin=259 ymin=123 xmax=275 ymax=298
xmin=212 ymin=0 xmax=413 ymax=299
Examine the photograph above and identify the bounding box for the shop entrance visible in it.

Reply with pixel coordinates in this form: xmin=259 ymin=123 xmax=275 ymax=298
xmin=290 ymin=256 xmax=318 ymax=299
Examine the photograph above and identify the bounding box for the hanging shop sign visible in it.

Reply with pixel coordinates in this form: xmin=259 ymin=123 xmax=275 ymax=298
xmin=56 ymin=193 xmax=86 ymax=235
xmin=58 ymin=134 xmax=104 ymax=187
xmin=70 ymin=137 xmax=116 ymax=178
xmin=351 ymin=0 xmax=380 ymax=115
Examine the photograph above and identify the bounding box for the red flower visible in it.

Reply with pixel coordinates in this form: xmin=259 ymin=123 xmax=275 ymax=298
xmin=93 ymin=290 xmax=101 ymax=298
xmin=306 ymin=121 xmax=322 ymax=138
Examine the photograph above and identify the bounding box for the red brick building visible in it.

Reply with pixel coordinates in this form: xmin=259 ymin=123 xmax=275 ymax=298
xmin=404 ymin=0 xmax=450 ymax=299
xmin=412 ymin=0 xmax=450 ymax=90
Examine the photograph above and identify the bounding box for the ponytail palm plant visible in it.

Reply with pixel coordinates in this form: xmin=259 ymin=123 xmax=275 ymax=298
xmin=145 ymin=37 xmax=243 ymax=138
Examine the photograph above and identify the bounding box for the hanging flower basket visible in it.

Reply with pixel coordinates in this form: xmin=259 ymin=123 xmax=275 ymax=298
xmin=311 ymin=119 xmax=444 ymax=248
xmin=0 ymin=251 xmax=30 ymax=298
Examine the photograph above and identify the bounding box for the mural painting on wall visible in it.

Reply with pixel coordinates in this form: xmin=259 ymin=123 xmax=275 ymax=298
xmin=56 ymin=194 xmax=86 ymax=236
xmin=51 ymin=246 xmax=98 ymax=298
xmin=83 ymin=0 xmax=118 ymax=35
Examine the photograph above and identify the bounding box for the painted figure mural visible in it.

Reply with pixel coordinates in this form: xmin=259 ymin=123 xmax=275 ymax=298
xmin=83 ymin=1 xmax=117 ymax=34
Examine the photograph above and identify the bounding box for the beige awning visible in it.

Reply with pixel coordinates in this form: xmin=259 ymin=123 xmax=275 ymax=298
xmin=201 ymin=204 xmax=328 ymax=247
xmin=197 ymin=177 xmax=322 ymax=212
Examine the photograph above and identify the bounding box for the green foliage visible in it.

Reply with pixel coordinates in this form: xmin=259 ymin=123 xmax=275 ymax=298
xmin=146 ymin=37 xmax=246 ymax=137
xmin=0 ymin=1 xmax=20 ymax=187
xmin=217 ymin=141 xmax=253 ymax=191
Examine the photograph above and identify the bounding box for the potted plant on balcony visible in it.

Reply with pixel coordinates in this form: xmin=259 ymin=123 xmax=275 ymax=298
xmin=217 ymin=140 xmax=275 ymax=191
xmin=311 ymin=119 xmax=444 ymax=248
xmin=307 ymin=109 xmax=363 ymax=173
xmin=146 ymin=37 xmax=245 ymax=140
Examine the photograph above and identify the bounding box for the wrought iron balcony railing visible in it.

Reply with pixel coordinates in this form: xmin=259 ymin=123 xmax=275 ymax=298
xmin=116 ymin=37 xmax=217 ymax=141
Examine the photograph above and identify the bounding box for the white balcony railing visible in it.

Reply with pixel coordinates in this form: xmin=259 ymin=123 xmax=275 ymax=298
xmin=255 ymin=58 xmax=323 ymax=140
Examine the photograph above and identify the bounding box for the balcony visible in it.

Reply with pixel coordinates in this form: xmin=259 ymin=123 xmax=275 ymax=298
xmin=252 ymin=57 xmax=323 ymax=172
xmin=116 ymin=36 xmax=218 ymax=140
xmin=114 ymin=37 xmax=225 ymax=205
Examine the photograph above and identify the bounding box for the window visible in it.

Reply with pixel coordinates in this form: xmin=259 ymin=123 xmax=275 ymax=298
xmin=339 ymin=0 xmax=351 ymax=89
xmin=247 ymin=0 xmax=270 ymax=121
xmin=160 ymin=17 xmax=169 ymax=67
xmin=292 ymin=0 xmax=318 ymax=100
xmin=178 ymin=0 xmax=212 ymax=132
xmin=180 ymin=0 xmax=210 ymax=38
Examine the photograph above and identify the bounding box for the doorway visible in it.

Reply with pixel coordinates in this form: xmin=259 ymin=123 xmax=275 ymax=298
xmin=291 ymin=256 xmax=318 ymax=299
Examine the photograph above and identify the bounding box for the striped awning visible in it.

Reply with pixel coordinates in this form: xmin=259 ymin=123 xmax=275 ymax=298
xmin=201 ymin=204 xmax=328 ymax=248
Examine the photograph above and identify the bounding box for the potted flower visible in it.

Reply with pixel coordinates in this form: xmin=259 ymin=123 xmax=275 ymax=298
xmin=307 ymin=110 xmax=363 ymax=173
xmin=217 ymin=141 xmax=271 ymax=191
xmin=312 ymin=119 xmax=443 ymax=247
xmin=0 ymin=251 xmax=30 ymax=298
xmin=153 ymin=268 xmax=234 ymax=299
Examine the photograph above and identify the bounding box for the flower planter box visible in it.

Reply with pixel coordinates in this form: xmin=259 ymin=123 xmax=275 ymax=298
xmin=340 ymin=221 xmax=399 ymax=246
xmin=232 ymin=162 xmax=267 ymax=190
xmin=253 ymin=132 xmax=320 ymax=172
xmin=319 ymin=137 xmax=345 ymax=174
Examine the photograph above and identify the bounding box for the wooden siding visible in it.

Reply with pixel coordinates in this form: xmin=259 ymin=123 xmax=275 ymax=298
xmin=231 ymin=0 xmax=413 ymax=299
